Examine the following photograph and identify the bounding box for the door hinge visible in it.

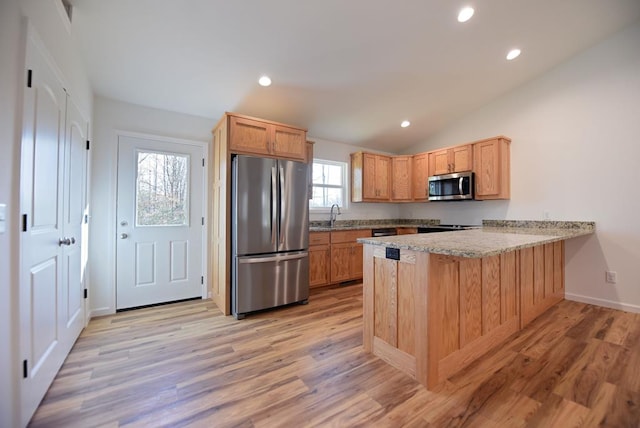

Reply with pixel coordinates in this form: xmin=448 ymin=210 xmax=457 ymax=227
xmin=21 ymin=214 xmax=27 ymax=232
xmin=201 ymin=276 xmax=204 ymax=285
xmin=202 ymin=158 xmax=205 ymax=167
xmin=23 ymin=360 xmax=28 ymax=378
xmin=84 ymin=214 xmax=89 ymax=224
xmin=86 ymin=140 xmax=90 ymax=150
xmin=201 ymin=217 xmax=204 ymax=226
xmin=27 ymin=70 xmax=32 ymax=88
xmin=84 ymin=289 xmax=88 ymax=299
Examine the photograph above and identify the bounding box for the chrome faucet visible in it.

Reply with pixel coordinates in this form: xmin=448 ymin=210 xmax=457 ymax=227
xmin=329 ymin=204 xmax=341 ymax=227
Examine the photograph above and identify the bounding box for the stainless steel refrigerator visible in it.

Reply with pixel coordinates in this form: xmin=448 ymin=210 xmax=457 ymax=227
xmin=232 ymin=155 xmax=309 ymax=319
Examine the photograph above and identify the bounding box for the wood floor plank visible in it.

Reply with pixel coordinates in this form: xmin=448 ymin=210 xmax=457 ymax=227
xmin=29 ymin=285 xmax=640 ymax=427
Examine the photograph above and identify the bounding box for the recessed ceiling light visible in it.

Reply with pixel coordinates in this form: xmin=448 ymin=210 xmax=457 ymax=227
xmin=506 ymin=49 xmax=521 ymax=60
xmin=457 ymin=6 xmax=474 ymax=23
xmin=401 ymin=120 xmax=411 ymax=128
xmin=258 ymin=76 xmax=272 ymax=87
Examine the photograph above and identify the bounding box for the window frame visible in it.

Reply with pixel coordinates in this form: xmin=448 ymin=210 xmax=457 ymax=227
xmin=309 ymin=158 xmax=349 ymax=213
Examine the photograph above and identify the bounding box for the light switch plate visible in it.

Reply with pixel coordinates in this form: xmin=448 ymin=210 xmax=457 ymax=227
xmin=0 ymin=204 xmax=6 ymax=234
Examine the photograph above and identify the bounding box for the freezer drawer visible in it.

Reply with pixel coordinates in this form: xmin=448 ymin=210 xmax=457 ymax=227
xmin=233 ymin=251 xmax=309 ymax=318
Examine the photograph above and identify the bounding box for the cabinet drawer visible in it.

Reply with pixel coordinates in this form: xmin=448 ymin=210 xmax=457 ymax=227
xmin=309 ymin=231 xmax=330 ymax=245
xmin=397 ymin=227 xmax=418 ymax=235
xmin=331 ymin=229 xmax=372 ymax=244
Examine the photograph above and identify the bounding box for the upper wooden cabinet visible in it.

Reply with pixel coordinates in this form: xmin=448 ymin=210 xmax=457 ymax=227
xmin=473 ymin=136 xmax=511 ymax=200
xmin=430 ymin=144 xmax=472 ymax=175
xmin=391 ymin=156 xmax=413 ymax=201
xmin=412 ymin=153 xmax=429 ymax=201
xmin=228 ymin=113 xmax=306 ymax=161
xmin=349 ymin=135 xmax=509 ymax=204
xmin=351 ymin=152 xmax=391 ymax=202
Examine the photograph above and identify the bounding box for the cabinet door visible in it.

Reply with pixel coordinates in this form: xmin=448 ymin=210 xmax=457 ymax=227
xmin=474 ymin=138 xmax=510 ymax=200
xmin=474 ymin=139 xmax=500 ymax=197
xmin=229 ymin=116 xmax=271 ymax=155
xmin=351 ymin=243 xmax=364 ymax=279
xmin=362 ymin=153 xmax=378 ymax=199
xmin=375 ymin=155 xmax=391 ymax=200
xmin=452 ymin=144 xmax=472 ymax=172
xmin=431 ymin=149 xmax=450 ymax=175
xmin=412 ymin=153 xmax=429 ymax=200
xmin=331 ymin=242 xmax=353 ymax=283
xmin=309 ymin=245 xmax=330 ymax=287
xmin=272 ymin=125 xmax=306 ymax=161
xmin=391 ymin=156 xmax=412 ymax=201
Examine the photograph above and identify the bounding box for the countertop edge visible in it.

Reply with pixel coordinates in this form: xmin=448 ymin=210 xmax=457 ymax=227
xmin=357 ymin=227 xmax=594 ymax=258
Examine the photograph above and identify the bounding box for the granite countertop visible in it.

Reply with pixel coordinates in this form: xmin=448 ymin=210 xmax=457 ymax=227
xmin=357 ymin=220 xmax=595 ymax=258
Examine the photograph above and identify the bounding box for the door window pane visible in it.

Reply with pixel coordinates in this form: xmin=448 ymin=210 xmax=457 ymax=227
xmin=136 ymin=151 xmax=189 ymax=226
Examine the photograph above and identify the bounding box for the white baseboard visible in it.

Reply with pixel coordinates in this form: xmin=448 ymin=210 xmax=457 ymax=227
xmin=89 ymin=307 xmax=115 ymax=318
xmin=565 ymin=293 xmax=640 ymax=314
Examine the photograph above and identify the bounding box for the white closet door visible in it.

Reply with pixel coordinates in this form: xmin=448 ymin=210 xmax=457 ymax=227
xmin=19 ymin=33 xmax=87 ymax=425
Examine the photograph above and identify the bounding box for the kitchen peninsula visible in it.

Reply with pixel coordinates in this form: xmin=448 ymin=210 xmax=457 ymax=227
xmin=358 ymin=220 xmax=594 ymax=389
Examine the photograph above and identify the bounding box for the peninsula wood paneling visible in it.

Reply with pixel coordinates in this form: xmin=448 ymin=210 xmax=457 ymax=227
xmin=482 ymin=255 xmax=501 ymax=335
xmin=374 ymin=258 xmax=397 ymax=346
xmin=521 ymin=241 xmax=565 ymax=327
xmin=397 ymin=262 xmax=416 ymax=355
xmin=459 ymin=258 xmax=482 ymax=347
xmin=500 ymin=250 xmax=518 ymax=322
xmin=554 ymin=241 xmax=564 ymax=293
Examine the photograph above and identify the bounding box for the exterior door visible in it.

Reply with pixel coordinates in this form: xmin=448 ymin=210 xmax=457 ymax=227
xmin=19 ymin=34 xmax=87 ymax=425
xmin=116 ymin=135 xmax=204 ymax=309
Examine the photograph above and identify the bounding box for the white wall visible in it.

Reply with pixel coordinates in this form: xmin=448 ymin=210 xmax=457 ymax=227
xmin=89 ymin=96 xmax=216 ymax=315
xmin=0 ymin=1 xmax=24 ymax=425
xmin=401 ymin=21 xmax=640 ymax=312
xmin=309 ymin=137 xmax=401 ymax=222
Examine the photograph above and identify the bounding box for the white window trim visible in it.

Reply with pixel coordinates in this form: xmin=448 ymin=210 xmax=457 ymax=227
xmin=309 ymin=158 xmax=349 ymax=212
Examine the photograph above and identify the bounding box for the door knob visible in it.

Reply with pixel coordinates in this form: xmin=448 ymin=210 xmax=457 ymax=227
xmin=58 ymin=237 xmax=71 ymax=246
xmin=70 ymin=237 xmax=76 ymax=245
xmin=120 ymin=233 xmax=128 ymax=239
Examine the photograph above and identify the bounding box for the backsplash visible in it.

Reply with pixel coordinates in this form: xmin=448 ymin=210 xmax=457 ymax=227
xmin=483 ymin=220 xmax=596 ymax=231
xmin=309 ymin=218 xmax=441 ymax=228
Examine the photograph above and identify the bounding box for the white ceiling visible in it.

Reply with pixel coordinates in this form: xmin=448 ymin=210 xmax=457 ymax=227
xmin=70 ymin=0 xmax=640 ymax=152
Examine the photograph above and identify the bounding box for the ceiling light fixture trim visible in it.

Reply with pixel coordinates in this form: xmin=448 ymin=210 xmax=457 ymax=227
xmin=258 ymin=76 xmax=272 ymax=86
xmin=457 ymin=6 xmax=475 ymax=23
xmin=506 ymin=49 xmax=521 ymax=60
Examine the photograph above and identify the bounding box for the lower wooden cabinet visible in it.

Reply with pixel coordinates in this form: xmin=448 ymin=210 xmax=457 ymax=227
xmin=309 ymin=229 xmax=371 ymax=287
xmin=330 ymin=229 xmax=371 ymax=284
xmin=309 ymin=232 xmax=330 ymax=288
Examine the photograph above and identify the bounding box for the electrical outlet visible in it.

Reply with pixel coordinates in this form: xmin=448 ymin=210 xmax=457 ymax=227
xmin=544 ymin=211 xmax=550 ymax=220
xmin=605 ymin=271 xmax=617 ymax=284
xmin=0 ymin=204 xmax=6 ymax=234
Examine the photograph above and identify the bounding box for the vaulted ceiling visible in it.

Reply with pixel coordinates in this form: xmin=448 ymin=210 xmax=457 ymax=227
xmin=70 ymin=0 xmax=640 ymax=152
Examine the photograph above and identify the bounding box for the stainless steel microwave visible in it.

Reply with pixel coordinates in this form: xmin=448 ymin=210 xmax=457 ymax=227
xmin=428 ymin=171 xmax=474 ymax=201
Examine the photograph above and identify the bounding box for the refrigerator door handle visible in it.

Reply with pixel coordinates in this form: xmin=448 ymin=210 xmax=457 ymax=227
xmin=271 ymin=166 xmax=277 ymax=245
xmin=279 ymin=165 xmax=285 ymax=245
xmin=238 ymin=252 xmax=308 ymax=264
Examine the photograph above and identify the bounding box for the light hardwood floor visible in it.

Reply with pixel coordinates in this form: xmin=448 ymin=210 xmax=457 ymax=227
xmin=30 ymin=284 xmax=640 ymax=427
